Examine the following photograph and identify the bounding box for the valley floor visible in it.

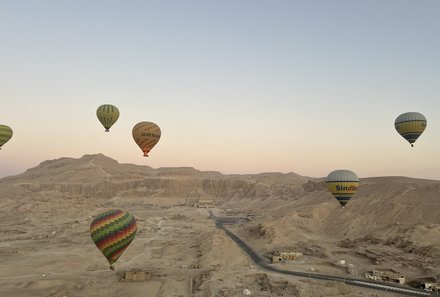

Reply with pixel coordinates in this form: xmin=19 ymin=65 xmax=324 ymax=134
xmin=0 ymin=196 xmax=408 ymax=297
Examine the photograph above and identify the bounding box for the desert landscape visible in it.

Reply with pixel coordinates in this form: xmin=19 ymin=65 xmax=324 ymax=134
xmin=1 ymin=153 xmax=439 ymax=297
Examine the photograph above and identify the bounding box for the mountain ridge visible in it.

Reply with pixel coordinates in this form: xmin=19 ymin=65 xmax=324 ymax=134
xmin=2 ymin=153 xmax=437 ymax=183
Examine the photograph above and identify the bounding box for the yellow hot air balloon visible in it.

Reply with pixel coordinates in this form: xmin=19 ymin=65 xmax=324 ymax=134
xmin=0 ymin=125 xmax=13 ymax=150
xmin=395 ymin=112 xmax=427 ymax=147
xmin=326 ymin=169 xmax=359 ymax=208
xmin=132 ymin=121 xmax=161 ymax=157
xmin=96 ymin=104 xmax=120 ymax=132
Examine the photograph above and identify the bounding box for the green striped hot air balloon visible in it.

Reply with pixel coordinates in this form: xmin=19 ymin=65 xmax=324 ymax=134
xmin=90 ymin=209 xmax=137 ymax=270
xmin=96 ymin=104 xmax=120 ymax=132
xmin=395 ymin=112 xmax=427 ymax=147
xmin=0 ymin=125 xmax=13 ymax=150
xmin=326 ymin=169 xmax=359 ymax=208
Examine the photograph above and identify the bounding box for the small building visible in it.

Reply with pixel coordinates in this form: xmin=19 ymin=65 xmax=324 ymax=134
xmin=120 ymin=270 xmax=151 ymax=282
xmin=195 ymin=199 xmax=216 ymax=208
xmin=219 ymin=287 xmax=229 ymax=296
xmin=272 ymin=251 xmax=303 ymax=263
xmin=365 ymin=268 xmax=405 ymax=284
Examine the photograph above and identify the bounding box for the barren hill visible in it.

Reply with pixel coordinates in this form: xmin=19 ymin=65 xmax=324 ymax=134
xmin=1 ymin=154 xmax=439 ymax=296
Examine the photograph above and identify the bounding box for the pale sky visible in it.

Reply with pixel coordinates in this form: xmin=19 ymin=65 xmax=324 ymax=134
xmin=1 ymin=0 xmax=439 ymax=179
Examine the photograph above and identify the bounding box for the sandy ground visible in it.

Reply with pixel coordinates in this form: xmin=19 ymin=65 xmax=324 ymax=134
xmin=0 ymin=195 xmax=405 ymax=297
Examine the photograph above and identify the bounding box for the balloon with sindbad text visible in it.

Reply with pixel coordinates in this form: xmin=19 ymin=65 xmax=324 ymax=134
xmin=326 ymin=169 xmax=359 ymax=208
xmin=132 ymin=121 xmax=161 ymax=157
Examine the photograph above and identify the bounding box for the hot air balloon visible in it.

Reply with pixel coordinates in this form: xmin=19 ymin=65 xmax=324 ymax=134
xmin=0 ymin=125 xmax=13 ymax=150
xmin=90 ymin=209 xmax=137 ymax=270
xmin=96 ymin=104 xmax=120 ymax=132
xmin=326 ymin=169 xmax=359 ymax=208
xmin=394 ymin=112 xmax=427 ymax=147
xmin=132 ymin=121 xmax=161 ymax=157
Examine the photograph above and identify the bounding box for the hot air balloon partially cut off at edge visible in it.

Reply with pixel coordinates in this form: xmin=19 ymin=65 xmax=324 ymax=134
xmin=0 ymin=125 xmax=13 ymax=150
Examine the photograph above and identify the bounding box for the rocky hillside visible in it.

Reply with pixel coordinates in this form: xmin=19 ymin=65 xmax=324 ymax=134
xmin=0 ymin=154 xmax=311 ymax=202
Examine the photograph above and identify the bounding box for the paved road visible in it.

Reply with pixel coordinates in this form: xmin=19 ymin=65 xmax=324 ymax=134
xmin=209 ymin=211 xmax=433 ymax=296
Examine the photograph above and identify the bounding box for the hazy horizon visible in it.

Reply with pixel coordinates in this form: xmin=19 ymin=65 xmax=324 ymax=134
xmin=1 ymin=152 xmax=439 ymax=182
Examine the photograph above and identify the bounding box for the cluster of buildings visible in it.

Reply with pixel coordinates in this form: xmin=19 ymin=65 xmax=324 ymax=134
xmin=364 ymin=268 xmax=440 ymax=293
xmin=365 ymin=268 xmax=405 ymax=285
xmin=422 ymin=282 xmax=440 ymax=292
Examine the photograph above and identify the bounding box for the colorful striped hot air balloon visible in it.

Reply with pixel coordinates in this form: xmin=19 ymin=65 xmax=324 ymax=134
xmin=132 ymin=121 xmax=161 ymax=157
xmin=326 ymin=169 xmax=359 ymax=208
xmin=0 ymin=125 xmax=13 ymax=150
xmin=96 ymin=104 xmax=120 ymax=132
xmin=90 ymin=209 xmax=137 ymax=270
xmin=394 ymin=112 xmax=427 ymax=147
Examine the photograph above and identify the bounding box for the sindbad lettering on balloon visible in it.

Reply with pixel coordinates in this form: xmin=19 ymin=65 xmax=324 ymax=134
xmin=335 ymin=185 xmax=358 ymax=191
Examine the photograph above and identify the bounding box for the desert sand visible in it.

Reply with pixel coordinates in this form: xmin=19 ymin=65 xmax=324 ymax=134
xmin=1 ymin=153 xmax=438 ymax=296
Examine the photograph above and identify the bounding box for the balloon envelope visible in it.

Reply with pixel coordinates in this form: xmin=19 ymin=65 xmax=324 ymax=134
xmin=90 ymin=209 xmax=137 ymax=268
xmin=326 ymin=169 xmax=359 ymax=207
xmin=0 ymin=125 xmax=13 ymax=150
xmin=132 ymin=121 xmax=161 ymax=157
xmin=96 ymin=104 xmax=120 ymax=132
xmin=394 ymin=112 xmax=427 ymax=147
